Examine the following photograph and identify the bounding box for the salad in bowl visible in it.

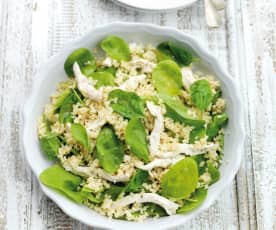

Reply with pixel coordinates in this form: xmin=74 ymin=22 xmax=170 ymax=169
xmin=37 ymin=35 xmax=228 ymax=222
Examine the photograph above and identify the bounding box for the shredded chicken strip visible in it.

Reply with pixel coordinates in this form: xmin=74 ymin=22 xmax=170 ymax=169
xmin=63 ymin=156 xmax=131 ymax=183
xmin=134 ymin=156 xmax=183 ymax=171
xmin=155 ymin=143 xmax=219 ymax=158
xmin=73 ymin=62 xmax=102 ymax=101
xmin=113 ymin=193 xmax=179 ymax=215
xmin=146 ymin=101 xmax=163 ymax=155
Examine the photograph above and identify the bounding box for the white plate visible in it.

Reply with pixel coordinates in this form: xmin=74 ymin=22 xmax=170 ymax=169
xmin=23 ymin=22 xmax=245 ymax=230
xmin=112 ymin=0 xmax=198 ymax=11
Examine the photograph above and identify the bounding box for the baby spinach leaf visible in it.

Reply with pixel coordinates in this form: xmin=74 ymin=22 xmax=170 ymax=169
xmin=161 ymin=95 xmax=205 ymax=127
xmin=96 ymin=66 xmax=117 ymax=76
xmin=71 ymin=123 xmax=91 ymax=152
xmin=39 ymin=134 xmax=60 ymax=160
xmin=125 ymin=117 xmax=149 ymax=162
xmin=53 ymin=89 xmax=72 ymax=112
xmin=161 ymin=157 xmax=198 ymax=199
xmin=124 ymin=169 xmax=149 ymax=193
xmin=80 ymin=187 xmax=104 ymax=203
xmin=190 ymin=79 xmax=212 ymax=111
xmin=108 ymin=89 xmax=144 ymax=119
xmin=177 ymin=188 xmax=207 ymax=214
xmin=212 ymin=89 xmax=222 ymax=104
xmin=157 ymin=41 xmax=194 ymax=66
xmin=207 ymin=162 xmax=220 ymax=184
xmin=189 ymin=127 xmax=206 ymax=144
xmin=152 ymin=60 xmax=182 ymax=96
xmin=101 ymin=36 xmax=131 ymax=61
xmin=144 ymin=203 xmax=167 ymax=217
xmin=141 ymin=95 xmax=159 ymax=104
xmin=105 ymin=184 xmax=125 ymax=201
xmin=40 ymin=165 xmax=101 ymax=204
xmin=42 ymin=114 xmax=52 ymax=134
xmin=192 ymin=154 xmax=206 ymax=175
xmin=89 ymin=71 xmax=115 ymax=88
xmin=155 ymin=49 xmax=172 ymax=63
xmin=64 ymin=48 xmax=96 ymax=77
xmin=206 ymin=113 xmax=228 ymax=141
xmin=39 ymin=165 xmax=82 ymax=202
xmin=95 ymin=126 xmax=124 ymax=174
xmin=58 ymin=89 xmax=81 ymax=123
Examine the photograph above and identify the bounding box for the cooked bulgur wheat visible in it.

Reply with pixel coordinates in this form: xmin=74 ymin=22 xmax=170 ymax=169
xmin=38 ymin=39 xmax=227 ymax=222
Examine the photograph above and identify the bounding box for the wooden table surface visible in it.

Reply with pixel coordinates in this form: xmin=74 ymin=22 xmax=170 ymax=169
xmin=0 ymin=0 xmax=275 ymax=229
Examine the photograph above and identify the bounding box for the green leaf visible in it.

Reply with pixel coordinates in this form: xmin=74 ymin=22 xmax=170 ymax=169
xmin=189 ymin=127 xmax=206 ymax=144
xmin=207 ymin=113 xmax=228 ymax=141
xmin=190 ymin=80 xmax=212 ymax=111
xmin=39 ymin=134 xmax=60 ymax=160
xmin=105 ymin=184 xmax=125 ymax=201
xmin=89 ymin=71 xmax=115 ymax=88
xmin=108 ymin=89 xmax=144 ymax=119
xmin=96 ymin=66 xmax=117 ymax=76
xmin=177 ymin=188 xmax=207 ymax=214
xmin=161 ymin=95 xmax=205 ymax=127
xmin=157 ymin=41 xmax=194 ymax=66
xmin=101 ymin=36 xmax=131 ymax=61
xmin=124 ymin=169 xmax=149 ymax=193
xmin=39 ymin=165 xmax=82 ymax=202
xmin=144 ymin=203 xmax=167 ymax=217
xmin=64 ymin=48 xmax=96 ymax=77
xmin=53 ymin=89 xmax=72 ymax=111
xmin=207 ymin=162 xmax=220 ymax=184
xmin=152 ymin=60 xmax=182 ymax=96
xmin=161 ymin=157 xmax=198 ymax=199
xmin=40 ymin=165 xmax=101 ymax=204
xmin=155 ymin=49 xmax=172 ymax=63
xmin=71 ymin=123 xmax=91 ymax=152
xmin=141 ymin=95 xmax=159 ymax=104
xmin=95 ymin=126 xmax=124 ymax=174
xmin=58 ymin=89 xmax=81 ymax=123
xmin=42 ymin=114 xmax=52 ymax=134
xmin=125 ymin=117 xmax=149 ymax=162
xmin=192 ymin=154 xmax=206 ymax=175
xmin=212 ymin=89 xmax=222 ymax=104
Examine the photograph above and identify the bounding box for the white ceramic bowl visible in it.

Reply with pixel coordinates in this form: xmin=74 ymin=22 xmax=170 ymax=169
xmin=112 ymin=0 xmax=198 ymax=12
xmin=23 ymin=22 xmax=244 ymax=230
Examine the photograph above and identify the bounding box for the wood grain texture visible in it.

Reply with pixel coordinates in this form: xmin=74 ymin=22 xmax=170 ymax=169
xmin=0 ymin=0 xmax=275 ymax=229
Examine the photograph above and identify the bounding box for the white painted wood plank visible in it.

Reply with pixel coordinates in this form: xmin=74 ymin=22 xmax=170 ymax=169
xmin=225 ymin=1 xmax=257 ymax=229
xmin=238 ymin=1 xmax=276 ymax=229
xmin=0 ymin=1 xmax=34 ymax=230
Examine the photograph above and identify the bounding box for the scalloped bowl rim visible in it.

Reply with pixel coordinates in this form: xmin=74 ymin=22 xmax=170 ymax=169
xmin=23 ymin=22 xmax=245 ymax=230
